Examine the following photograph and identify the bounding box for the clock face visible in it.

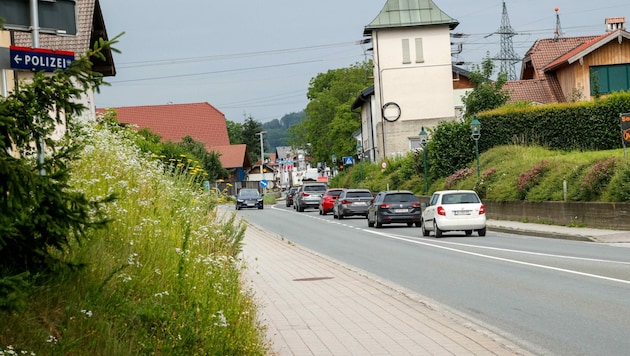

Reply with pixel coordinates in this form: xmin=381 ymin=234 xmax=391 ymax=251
xmin=382 ymin=102 xmax=401 ymax=122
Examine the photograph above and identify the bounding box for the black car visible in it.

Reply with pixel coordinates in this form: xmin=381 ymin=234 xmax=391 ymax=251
xmin=285 ymin=187 xmax=299 ymax=207
xmin=367 ymin=190 xmax=422 ymax=228
xmin=235 ymin=188 xmax=264 ymax=210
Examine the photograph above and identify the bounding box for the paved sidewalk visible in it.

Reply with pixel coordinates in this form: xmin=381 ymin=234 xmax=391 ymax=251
xmin=487 ymin=219 xmax=630 ymax=244
xmin=241 ymin=222 xmax=534 ymax=356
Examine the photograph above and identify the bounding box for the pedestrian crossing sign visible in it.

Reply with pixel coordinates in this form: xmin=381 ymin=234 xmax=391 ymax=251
xmin=343 ymin=156 xmax=354 ymax=165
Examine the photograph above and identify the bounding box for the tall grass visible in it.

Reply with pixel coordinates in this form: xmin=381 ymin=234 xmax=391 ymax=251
xmin=0 ymin=123 xmax=269 ymax=355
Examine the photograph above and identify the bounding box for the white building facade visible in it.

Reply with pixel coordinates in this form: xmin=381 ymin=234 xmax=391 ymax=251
xmin=357 ymin=0 xmax=460 ymax=161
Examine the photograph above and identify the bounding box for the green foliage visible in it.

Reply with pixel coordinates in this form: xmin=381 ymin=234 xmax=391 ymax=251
xmin=241 ymin=115 xmax=265 ymax=163
xmin=0 ymin=123 xmax=268 ymax=354
xmin=226 ymin=120 xmax=243 ymax=144
xmin=290 ymin=61 xmax=372 ymax=165
xmin=479 ymin=91 xmax=630 ymax=152
xmin=426 ymin=120 xmax=475 ymax=178
xmin=604 ymin=159 xmax=630 ymax=201
xmin=0 ymin=34 xmax=122 ymax=280
xmin=262 ymin=111 xmax=305 ymax=149
xmin=461 ymin=54 xmax=510 ymax=118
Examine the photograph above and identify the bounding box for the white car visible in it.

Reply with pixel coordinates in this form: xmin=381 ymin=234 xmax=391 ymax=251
xmin=421 ymin=190 xmax=486 ymax=237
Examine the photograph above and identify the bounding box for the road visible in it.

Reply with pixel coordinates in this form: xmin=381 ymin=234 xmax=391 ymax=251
xmin=235 ymin=203 xmax=630 ymax=356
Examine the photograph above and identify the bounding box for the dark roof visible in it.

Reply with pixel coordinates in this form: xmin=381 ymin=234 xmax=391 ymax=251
xmin=351 ymin=86 xmax=375 ymax=110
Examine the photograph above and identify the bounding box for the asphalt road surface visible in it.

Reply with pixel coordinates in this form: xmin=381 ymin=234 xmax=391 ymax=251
xmin=235 ymin=203 xmax=630 ymax=356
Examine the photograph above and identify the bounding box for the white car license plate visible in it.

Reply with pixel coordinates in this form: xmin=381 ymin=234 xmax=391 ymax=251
xmin=454 ymin=210 xmax=471 ymax=215
xmin=394 ymin=208 xmax=407 ymax=213
xmin=355 ymin=202 xmax=367 ymax=205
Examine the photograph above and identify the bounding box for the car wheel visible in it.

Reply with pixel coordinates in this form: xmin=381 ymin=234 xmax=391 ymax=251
xmin=338 ymin=211 xmax=344 ymax=219
xmin=368 ymin=217 xmax=374 ymax=227
xmin=415 ymin=222 xmax=421 ymax=227
xmin=434 ymin=221 xmax=443 ymax=238
xmin=376 ymin=215 xmax=382 ymax=228
xmin=259 ymin=205 xmax=264 ymax=210
xmin=421 ymin=219 xmax=430 ymax=236
xmin=406 ymin=222 xmax=413 ymax=227
xmin=465 ymin=230 xmax=472 ymax=236
xmin=478 ymin=227 xmax=487 ymax=237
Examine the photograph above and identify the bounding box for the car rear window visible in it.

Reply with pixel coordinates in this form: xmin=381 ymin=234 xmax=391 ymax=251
xmin=347 ymin=191 xmax=372 ymax=198
xmin=327 ymin=190 xmax=343 ymax=196
xmin=383 ymin=193 xmax=417 ymax=203
xmin=305 ymin=185 xmax=327 ymax=192
xmin=441 ymin=193 xmax=480 ymax=204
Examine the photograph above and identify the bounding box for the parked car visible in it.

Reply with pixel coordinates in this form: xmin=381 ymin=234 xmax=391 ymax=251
xmin=235 ymin=188 xmax=264 ymax=210
xmin=294 ymin=183 xmax=328 ymax=212
xmin=367 ymin=190 xmax=422 ymax=228
xmin=333 ymin=189 xmax=373 ymax=219
xmin=285 ymin=186 xmax=299 ymax=207
xmin=421 ymin=190 xmax=486 ymax=237
xmin=319 ymin=188 xmax=344 ymax=215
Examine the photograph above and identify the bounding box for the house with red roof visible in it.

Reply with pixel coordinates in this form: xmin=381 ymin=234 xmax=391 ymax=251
xmin=505 ymin=17 xmax=630 ymax=104
xmin=96 ymin=102 xmax=252 ymax=189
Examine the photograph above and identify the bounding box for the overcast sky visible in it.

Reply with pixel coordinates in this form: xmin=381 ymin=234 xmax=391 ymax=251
xmin=96 ymin=0 xmax=628 ymax=123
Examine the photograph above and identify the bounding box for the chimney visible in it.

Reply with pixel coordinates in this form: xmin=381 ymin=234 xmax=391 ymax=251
xmin=605 ymin=17 xmax=626 ymax=32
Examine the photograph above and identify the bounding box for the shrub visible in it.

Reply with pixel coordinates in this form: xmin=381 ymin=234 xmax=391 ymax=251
xmin=445 ymin=167 xmax=474 ymax=189
xmin=578 ymin=157 xmax=616 ymax=200
xmin=516 ymin=160 xmax=548 ymax=199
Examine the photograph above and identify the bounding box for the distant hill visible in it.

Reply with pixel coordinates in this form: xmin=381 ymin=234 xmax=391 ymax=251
xmin=262 ymin=111 xmax=305 ymax=150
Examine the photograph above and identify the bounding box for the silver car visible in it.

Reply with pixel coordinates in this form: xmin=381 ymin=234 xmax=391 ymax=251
xmin=333 ymin=189 xmax=373 ymax=219
xmin=294 ymin=183 xmax=328 ymax=212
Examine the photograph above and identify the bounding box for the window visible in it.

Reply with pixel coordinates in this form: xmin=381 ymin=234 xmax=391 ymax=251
xmin=415 ymin=38 xmax=424 ymax=63
xmin=402 ymin=39 xmax=411 ymax=64
xmin=590 ymin=64 xmax=630 ymax=95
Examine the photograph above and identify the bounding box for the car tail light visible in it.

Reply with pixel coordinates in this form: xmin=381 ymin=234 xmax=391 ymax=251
xmin=301 ymin=192 xmax=310 ymax=197
xmin=437 ymin=206 xmax=446 ymax=216
xmin=340 ymin=199 xmax=349 ymax=205
xmin=411 ymin=202 xmax=421 ymax=208
xmin=479 ymin=204 xmax=485 ymax=215
xmin=379 ymin=203 xmax=391 ymax=209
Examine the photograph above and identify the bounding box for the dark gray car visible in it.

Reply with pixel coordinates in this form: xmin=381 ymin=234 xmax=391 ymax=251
xmin=367 ymin=190 xmax=422 ymax=227
xmin=333 ymin=189 xmax=373 ymax=219
xmin=294 ymin=183 xmax=328 ymax=212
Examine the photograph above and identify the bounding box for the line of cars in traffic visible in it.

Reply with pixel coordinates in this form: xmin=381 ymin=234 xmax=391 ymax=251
xmin=285 ymin=183 xmax=487 ymax=237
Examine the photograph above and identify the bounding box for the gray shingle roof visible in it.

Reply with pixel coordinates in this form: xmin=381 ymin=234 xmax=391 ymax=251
xmin=365 ymin=0 xmax=458 ymax=32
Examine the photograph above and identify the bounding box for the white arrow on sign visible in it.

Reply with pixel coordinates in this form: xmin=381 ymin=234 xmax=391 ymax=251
xmin=13 ymin=54 xmax=22 ymax=64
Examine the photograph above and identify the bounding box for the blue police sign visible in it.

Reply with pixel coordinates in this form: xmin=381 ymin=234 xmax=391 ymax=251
xmin=10 ymin=46 xmax=75 ymax=72
xmin=259 ymin=179 xmax=268 ymax=188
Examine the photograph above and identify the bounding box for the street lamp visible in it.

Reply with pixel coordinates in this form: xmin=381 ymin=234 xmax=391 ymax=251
xmin=256 ymin=131 xmax=266 ymax=192
xmin=418 ymin=126 xmax=429 ymax=195
xmin=470 ymin=116 xmax=481 ymax=179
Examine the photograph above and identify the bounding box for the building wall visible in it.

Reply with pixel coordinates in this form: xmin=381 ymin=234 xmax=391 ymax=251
xmin=371 ymin=25 xmax=456 ymax=160
xmin=557 ymin=37 xmax=630 ymax=101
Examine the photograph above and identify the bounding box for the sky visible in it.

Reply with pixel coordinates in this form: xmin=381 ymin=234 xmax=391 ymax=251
xmin=96 ymin=0 xmax=628 ymax=123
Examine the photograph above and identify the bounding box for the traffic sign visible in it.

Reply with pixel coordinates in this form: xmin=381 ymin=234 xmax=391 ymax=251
xmin=259 ymin=179 xmax=268 ymax=188
xmin=9 ymin=46 xmax=75 ymax=72
xmin=343 ymin=156 xmax=354 ymax=165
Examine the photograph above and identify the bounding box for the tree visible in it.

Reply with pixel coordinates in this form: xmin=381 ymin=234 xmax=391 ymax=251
xmin=0 ymin=35 xmax=122 ymax=279
xmin=226 ymin=120 xmax=243 ymax=144
xmin=290 ymin=61 xmax=372 ymax=165
xmin=241 ymin=115 xmax=265 ymax=163
xmin=461 ymin=54 xmax=510 ymax=119
xmin=178 ymin=136 xmax=227 ymax=180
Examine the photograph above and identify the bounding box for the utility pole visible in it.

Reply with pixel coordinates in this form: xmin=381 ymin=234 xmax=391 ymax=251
xmin=256 ymin=131 xmax=266 ymax=194
xmin=486 ymin=1 xmax=520 ymax=80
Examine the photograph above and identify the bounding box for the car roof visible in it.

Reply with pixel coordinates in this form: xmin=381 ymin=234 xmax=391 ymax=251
xmin=434 ymin=190 xmax=477 ymax=194
xmin=378 ymin=190 xmax=415 ymax=194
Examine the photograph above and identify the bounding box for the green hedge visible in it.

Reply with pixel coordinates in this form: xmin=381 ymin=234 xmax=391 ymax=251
xmin=478 ymin=91 xmax=630 ymax=152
